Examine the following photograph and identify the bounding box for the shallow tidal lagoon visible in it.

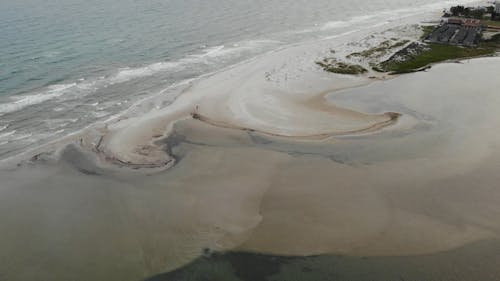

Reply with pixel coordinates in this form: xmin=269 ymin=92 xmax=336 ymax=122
xmin=2 ymin=58 xmax=500 ymax=280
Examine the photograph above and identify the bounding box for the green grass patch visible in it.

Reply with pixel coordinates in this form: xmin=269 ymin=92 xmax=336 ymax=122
xmin=482 ymin=20 xmax=500 ymax=27
xmin=379 ymin=43 xmax=496 ymax=74
xmin=481 ymin=33 xmax=500 ymax=47
xmin=420 ymin=25 xmax=436 ymax=40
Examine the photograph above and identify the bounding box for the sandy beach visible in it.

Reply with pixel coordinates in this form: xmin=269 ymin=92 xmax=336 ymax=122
xmin=1 ymin=4 xmax=500 ymax=280
xmin=76 ymin=22 xmax=425 ymax=169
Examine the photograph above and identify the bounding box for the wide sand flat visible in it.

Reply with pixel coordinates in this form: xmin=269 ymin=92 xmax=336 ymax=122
xmin=1 ymin=19 xmax=500 ymax=281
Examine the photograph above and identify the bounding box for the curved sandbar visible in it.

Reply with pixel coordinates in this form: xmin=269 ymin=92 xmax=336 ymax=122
xmin=96 ymin=42 xmax=401 ymax=169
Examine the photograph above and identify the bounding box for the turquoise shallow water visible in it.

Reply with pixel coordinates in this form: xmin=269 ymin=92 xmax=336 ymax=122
xmin=0 ymin=0 xmax=476 ymax=158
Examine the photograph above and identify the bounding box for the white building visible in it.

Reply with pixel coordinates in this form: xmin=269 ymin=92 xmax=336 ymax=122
xmin=496 ymin=2 xmax=500 ymax=13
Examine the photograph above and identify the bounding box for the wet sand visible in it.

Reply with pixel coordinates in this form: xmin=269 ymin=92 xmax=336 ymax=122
xmin=70 ymin=23 xmax=431 ymax=170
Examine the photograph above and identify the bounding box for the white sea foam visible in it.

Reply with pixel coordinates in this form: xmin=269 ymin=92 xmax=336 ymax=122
xmin=44 ymin=118 xmax=78 ymax=130
xmin=298 ymin=0 xmax=483 ymax=35
xmin=109 ymin=40 xmax=278 ymax=85
xmin=0 ymin=83 xmax=77 ymax=114
xmin=9 ymin=133 xmax=32 ymax=141
xmin=0 ymin=130 xmax=16 ymax=140
xmin=111 ymin=62 xmax=182 ymax=84
xmin=0 ymin=37 xmax=278 ymax=118
xmin=0 ymin=130 xmax=35 ymax=145
xmin=321 ymin=15 xmax=378 ymax=31
xmin=92 ymin=111 xmax=111 ymax=118
xmin=110 ymin=46 xmax=232 ymax=85
xmin=110 ymin=45 xmax=245 ymax=84
xmin=191 ymin=45 xmax=226 ymax=58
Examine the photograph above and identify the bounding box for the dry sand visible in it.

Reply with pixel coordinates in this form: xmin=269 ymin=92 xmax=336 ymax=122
xmin=89 ymin=22 xmax=429 ymax=169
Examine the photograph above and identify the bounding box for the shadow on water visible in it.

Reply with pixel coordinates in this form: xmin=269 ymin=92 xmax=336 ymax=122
xmin=145 ymin=240 xmax=500 ymax=281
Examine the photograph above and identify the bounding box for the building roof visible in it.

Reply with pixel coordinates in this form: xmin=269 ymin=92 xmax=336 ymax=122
xmin=462 ymin=19 xmax=481 ymax=27
xmin=448 ymin=18 xmax=463 ymax=25
xmin=446 ymin=18 xmax=481 ymax=27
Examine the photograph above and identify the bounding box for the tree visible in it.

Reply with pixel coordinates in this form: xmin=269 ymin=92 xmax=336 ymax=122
xmin=470 ymin=9 xmax=485 ymax=19
xmin=463 ymin=7 xmax=471 ymax=17
xmin=450 ymin=5 xmax=466 ymax=17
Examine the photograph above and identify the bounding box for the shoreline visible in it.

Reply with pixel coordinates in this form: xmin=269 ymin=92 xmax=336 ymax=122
xmin=0 ymin=10 xmax=450 ymax=169
xmin=2 ymin=8 xmax=500 ymax=280
xmin=2 ymin=0 xmax=493 ymax=170
xmin=0 ymin=1 xmax=491 ymax=169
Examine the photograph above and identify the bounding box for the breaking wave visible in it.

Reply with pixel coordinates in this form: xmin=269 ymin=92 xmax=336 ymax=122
xmin=0 ymin=40 xmax=278 ymax=116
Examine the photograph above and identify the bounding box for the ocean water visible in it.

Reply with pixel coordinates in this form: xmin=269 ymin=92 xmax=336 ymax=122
xmin=0 ymin=0 xmax=476 ymax=159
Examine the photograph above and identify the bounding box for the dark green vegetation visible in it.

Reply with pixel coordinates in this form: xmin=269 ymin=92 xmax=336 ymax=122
xmin=444 ymin=5 xmax=497 ymax=19
xmin=444 ymin=5 xmax=500 ymax=20
xmin=483 ymin=20 xmax=500 ymax=27
xmin=420 ymin=25 xmax=436 ymax=40
xmin=317 ymin=24 xmax=500 ymax=76
xmin=146 ymin=240 xmax=500 ymax=281
xmin=316 ymin=58 xmax=368 ymax=75
xmin=378 ymin=43 xmax=497 ymax=74
xmin=447 ymin=5 xmax=486 ymax=19
xmin=373 ymin=25 xmax=500 ymax=74
xmin=482 ymin=33 xmax=500 ymax=48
